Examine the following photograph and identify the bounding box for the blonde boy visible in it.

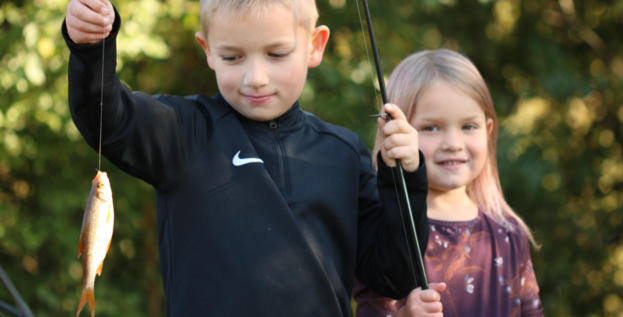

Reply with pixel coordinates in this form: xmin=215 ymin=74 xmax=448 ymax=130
xmin=64 ymin=0 xmax=437 ymax=316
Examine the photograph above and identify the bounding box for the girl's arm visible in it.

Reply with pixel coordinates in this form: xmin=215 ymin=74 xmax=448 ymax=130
xmin=353 ymin=278 xmax=403 ymax=317
xmin=388 ymin=283 xmax=446 ymax=317
xmin=353 ymin=279 xmax=446 ymax=317
xmin=518 ymin=236 xmax=544 ymax=316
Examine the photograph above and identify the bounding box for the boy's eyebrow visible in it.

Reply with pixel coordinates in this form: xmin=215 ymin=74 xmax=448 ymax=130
xmin=265 ymin=40 xmax=296 ymax=49
xmin=216 ymin=40 xmax=296 ymax=51
xmin=216 ymin=44 xmax=242 ymax=51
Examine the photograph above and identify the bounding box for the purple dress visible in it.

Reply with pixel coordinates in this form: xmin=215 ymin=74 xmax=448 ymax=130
xmin=353 ymin=212 xmax=543 ymax=317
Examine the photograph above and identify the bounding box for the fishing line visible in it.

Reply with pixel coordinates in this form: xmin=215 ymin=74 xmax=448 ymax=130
xmin=99 ymin=34 xmax=105 ymax=171
xmin=354 ymin=0 xmax=381 ymax=111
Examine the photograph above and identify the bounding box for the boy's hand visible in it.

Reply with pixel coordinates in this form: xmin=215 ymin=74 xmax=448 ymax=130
xmin=66 ymin=0 xmax=115 ymax=44
xmin=394 ymin=283 xmax=446 ymax=317
xmin=378 ymin=103 xmax=420 ymax=172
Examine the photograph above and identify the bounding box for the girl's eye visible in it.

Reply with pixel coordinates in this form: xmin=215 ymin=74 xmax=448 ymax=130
xmin=221 ymin=56 xmax=239 ymax=61
xmin=463 ymin=124 xmax=476 ymax=130
xmin=421 ymin=126 xmax=438 ymax=132
xmin=269 ymin=53 xmax=290 ymax=58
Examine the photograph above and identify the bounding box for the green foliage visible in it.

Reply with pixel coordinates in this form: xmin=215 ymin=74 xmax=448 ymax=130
xmin=0 ymin=0 xmax=622 ymax=316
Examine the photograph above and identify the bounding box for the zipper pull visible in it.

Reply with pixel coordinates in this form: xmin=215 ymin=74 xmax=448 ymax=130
xmin=269 ymin=120 xmax=278 ymax=129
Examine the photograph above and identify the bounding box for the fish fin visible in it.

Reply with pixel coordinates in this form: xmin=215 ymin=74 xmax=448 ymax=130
xmin=106 ymin=236 xmax=112 ymax=253
xmin=97 ymin=236 xmax=113 ymax=276
xmin=76 ymin=288 xmax=95 ymax=317
xmin=77 ymin=234 xmax=83 ymax=258
xmin=106 ymin=205 xmax=111 ymax=223
xmin=97 ymin=261 xmax=104 ymax=276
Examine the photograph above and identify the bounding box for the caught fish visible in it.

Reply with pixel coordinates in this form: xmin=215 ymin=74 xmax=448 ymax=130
xmin=76 ymin=171 xmax=115 ymax=317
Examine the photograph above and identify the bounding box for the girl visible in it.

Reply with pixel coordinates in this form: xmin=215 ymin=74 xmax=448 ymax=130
xmin=356 ymin=49 xmax=543 ymax=317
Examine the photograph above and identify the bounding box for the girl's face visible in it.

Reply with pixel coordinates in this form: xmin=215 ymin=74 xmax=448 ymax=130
xmin=410 ymin=81 xmax=493 ymax=193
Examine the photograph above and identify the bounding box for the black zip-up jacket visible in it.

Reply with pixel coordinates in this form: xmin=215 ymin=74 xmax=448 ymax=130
xmin=63 ymin=15 xmax=428 ymax=317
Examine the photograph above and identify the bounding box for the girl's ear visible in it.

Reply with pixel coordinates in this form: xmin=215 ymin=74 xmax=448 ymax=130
xmin=487 ymin=118 xmax=494 ymax=136
xmin=195 ymin=32 xmax=215 ymax=70
xmin=308 ymin=25 xmax=330 ymax=68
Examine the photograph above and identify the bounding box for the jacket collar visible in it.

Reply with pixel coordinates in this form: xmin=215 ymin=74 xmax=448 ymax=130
xmin=214 ymin=93 xmax=303 ymax=131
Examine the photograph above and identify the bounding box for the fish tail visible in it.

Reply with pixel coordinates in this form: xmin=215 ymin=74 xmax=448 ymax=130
xmin=76 ymin=288 xmax=95 ymax=317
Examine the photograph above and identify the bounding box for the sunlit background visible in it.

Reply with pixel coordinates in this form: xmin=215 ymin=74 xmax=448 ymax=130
xmin=1 ymin=0 xmax=622 ymax=316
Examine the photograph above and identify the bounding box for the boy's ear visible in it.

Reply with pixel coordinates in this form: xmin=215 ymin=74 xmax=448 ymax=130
xmin=195 ymin=32 xmax=216 ymax=70
xmin=308 ymin=25 xmax=330 ymax=69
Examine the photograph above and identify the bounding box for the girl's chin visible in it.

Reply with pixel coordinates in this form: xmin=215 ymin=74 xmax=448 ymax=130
xmin=428 ymin=182 xmax=470 ymax=193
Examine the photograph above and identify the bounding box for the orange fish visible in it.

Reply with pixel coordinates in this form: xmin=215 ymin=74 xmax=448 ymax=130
xmin=76 ymin=171 xmax=114 ymax=317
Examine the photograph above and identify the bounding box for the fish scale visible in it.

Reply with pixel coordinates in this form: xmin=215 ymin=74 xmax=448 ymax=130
xmin=77 ymin=171 xmax=115 ymax=317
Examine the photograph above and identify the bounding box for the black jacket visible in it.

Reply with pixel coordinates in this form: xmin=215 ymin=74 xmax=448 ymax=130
xmin=63 ymin=14 xmax=428 ymax=317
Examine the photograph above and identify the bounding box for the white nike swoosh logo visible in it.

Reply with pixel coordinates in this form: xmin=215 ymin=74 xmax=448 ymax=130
xmin=232 ymin=151 xmax=264 ymax=166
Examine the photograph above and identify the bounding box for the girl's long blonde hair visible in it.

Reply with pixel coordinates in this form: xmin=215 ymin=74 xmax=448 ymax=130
xmin=374 ymin=49 xmax=538 ymax=247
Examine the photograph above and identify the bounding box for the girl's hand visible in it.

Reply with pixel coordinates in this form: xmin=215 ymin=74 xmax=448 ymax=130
xmin=394 ymin=283 xmax=446 ymax=317
xmin=378 ymin=103 xmax=420 ymax=172
xmin=66 ymin=0 xmax=115 ymax=44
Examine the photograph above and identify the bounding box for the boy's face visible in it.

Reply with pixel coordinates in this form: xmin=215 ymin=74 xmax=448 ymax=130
xmin=195 ymin=5 xmax=329 ymax=122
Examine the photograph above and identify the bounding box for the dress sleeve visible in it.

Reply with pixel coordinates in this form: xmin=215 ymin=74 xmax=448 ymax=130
xmin=62 ymin=8 xmax=210 ymax=190
xmin=355 ymin=146 xmax=429 ymax=300
xmin=518 ymin=235 xmax=543 ymax=316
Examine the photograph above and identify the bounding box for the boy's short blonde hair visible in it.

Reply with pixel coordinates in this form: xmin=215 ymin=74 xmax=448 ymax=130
xmin=199 ymin=0 xmax=319 ymax=36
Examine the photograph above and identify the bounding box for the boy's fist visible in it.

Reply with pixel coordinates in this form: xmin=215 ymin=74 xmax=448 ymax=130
xmin=377 ymin=103 xmax=420 ymax=172
xmin=66 ymin=0 xmax=115 ymax=44
xmin=394 ymin=283 xmax=446 ymax=317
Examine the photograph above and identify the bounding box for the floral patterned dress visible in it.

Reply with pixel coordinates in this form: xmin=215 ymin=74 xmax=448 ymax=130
xmin=353 ymin=212 xmax=543 ymax=317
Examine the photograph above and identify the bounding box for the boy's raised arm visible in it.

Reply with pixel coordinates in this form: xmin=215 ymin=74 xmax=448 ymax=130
xmin=63 ymin=2 xmax=211 ymax=189
xmin=355 ymin=105 xmax=429 ymax=300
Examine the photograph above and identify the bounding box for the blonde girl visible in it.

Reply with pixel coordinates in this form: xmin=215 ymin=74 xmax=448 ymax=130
xmin=354 ymin=49 xmax=543 ymax=317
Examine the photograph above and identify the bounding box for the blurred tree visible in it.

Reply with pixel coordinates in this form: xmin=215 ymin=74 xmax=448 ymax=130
xmin=0 ymin=0 xmax=621 ymax=316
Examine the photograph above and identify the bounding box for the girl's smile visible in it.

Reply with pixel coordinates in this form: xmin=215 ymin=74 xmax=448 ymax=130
xmin=436 ymin=158 xmax=468 ymax=170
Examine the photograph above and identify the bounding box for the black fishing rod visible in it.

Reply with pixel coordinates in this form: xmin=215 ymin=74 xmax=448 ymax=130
xmin=361 ymin=0 xmax=429 ymax=290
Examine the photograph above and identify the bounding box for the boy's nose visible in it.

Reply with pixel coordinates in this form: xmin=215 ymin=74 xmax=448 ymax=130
xmin=243 ymin=61 xmax=269 ymax=88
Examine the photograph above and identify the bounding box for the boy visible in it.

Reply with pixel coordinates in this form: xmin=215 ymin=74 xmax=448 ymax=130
xmin=64 ymin=0 xmax=443 ymax=315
